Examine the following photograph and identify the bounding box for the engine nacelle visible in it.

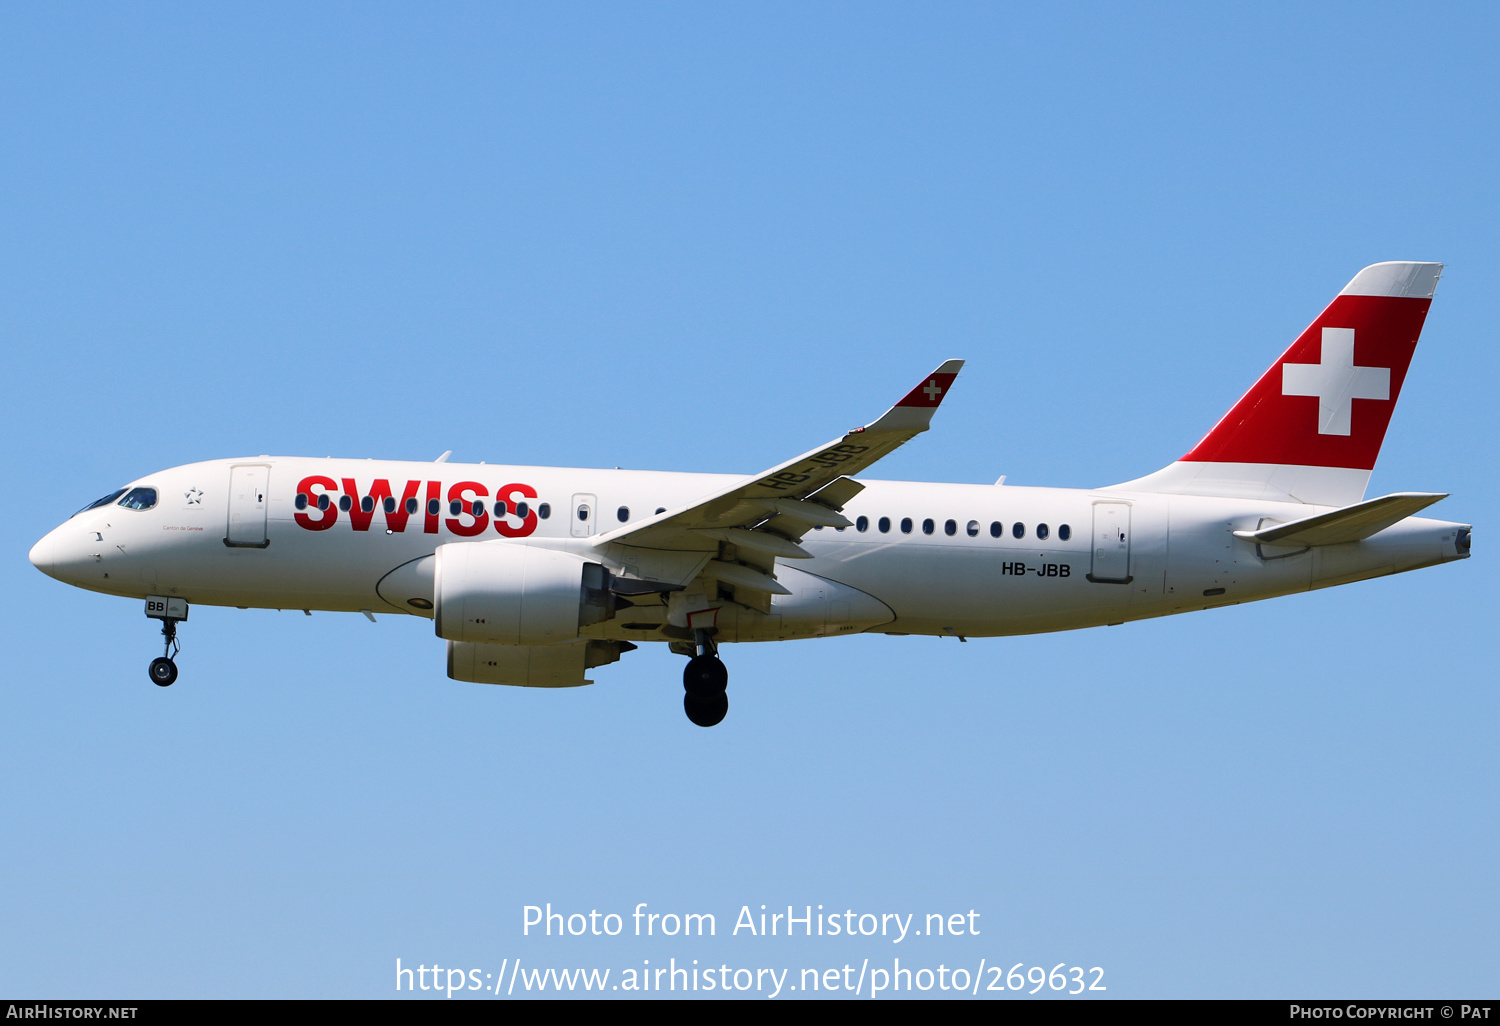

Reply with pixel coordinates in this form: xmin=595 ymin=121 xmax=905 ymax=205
xmin=433 ymin=541 xmax=615 ymax=646
xmin=447 ymin=638 xmax=632 ymax=687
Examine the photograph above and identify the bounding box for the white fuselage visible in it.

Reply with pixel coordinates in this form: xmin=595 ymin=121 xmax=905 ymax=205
xmin=30 ymin=457 xmax=1470 ymax=645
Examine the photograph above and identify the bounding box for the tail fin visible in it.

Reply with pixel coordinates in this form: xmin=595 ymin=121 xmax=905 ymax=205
xmin=1112 ymin=261 xmax=1443 ymax=506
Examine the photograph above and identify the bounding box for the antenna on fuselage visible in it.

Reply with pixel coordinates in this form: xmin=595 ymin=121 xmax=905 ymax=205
xmin=435 ymin=451 xmax=451 ymax=463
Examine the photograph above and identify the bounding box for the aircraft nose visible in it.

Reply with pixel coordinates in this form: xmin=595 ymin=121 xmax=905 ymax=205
xmin=29 ymin=531 xmax=55 ymax=574
xmin=29 ymin=523 xmax=96 ymax=584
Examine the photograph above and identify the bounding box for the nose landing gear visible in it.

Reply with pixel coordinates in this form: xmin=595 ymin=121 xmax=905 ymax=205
xmin=149 ymin=649 xmax=178 ymax=687
xmin=682 ymin=627 xmax=728 ymax=727
xmin=144 ymin=595 xmax=188 ymax=687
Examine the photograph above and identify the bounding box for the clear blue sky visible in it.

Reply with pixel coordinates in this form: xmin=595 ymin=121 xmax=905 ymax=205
xmin=2 ymin=2 xmax=1495 ymax=998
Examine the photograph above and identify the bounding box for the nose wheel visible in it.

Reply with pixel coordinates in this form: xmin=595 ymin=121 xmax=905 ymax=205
xmin=149 ymin=655 xmax=178 ymax=687
xmin=144 ymin=595 xmax=187 ymax=687
xmin=682 ymin=628 xmax=728 ymax=727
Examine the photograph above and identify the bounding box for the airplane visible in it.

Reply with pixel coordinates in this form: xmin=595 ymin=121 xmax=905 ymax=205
xmin=29 ymin=261 xmax=1470 ymax=727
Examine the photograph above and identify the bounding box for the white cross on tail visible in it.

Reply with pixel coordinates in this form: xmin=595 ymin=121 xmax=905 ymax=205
xmin=1281 ymin=327 xmax=1390 ymax=436
xmin=922 ymin=380 xmax=942 ymax=401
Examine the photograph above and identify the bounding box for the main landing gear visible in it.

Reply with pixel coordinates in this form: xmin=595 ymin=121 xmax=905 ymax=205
xmin=682 ymin=628 xmax=728 ymax=728
xmin=144 ymin=595 xmax=188 ymax=687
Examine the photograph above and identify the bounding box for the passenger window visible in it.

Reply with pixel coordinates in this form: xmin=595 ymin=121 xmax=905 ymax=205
xmin=405 ymin=498 xmax=419 ymax=515
xmin=339 ymin=495 xmax=353 ymax=512
xmin=878 ymin=516 xmax=891 ymax=533
xmin=900 ymin=517 xmax=913 ymax=534
xmin=944 ymin=519 xmax=956 ymax=536
xmin=990 ymin=521 xmax=1002 ymax=538
xmin=318 ymin=494 xmax=331 ymax=511
xmin=538 ymin=503 xmax=551 ymax=520
xmin=294 ymin=493 xmax=309 ymax=510
xmin=361 ymin=496 xmax=374 ymax=514
xmin=922 ymin=518 xmax=935 ymax=535
xmin=1059 ymin=524 xmax=1071 ymax=541
xmin=967 ymin=520 xmax=979 ymax=537
xmin=1012 ymin=522 xmax=1025 ymax=539
xmin=472 ymin=500 xmax=486 ymax=517
xmin=617 ymin=506 xmax=630 ymax=522
xmin=516 ymin=502 xmax=530 ymax=519
xmin=450 ymin=500 xmax=462 ymax=516
xmin=383 ymin=497 xmax=397 ymax=514
xmin=427 ymin=498 xmax=441 ymax=516
xmin=1037 ymin=523 xmax=1050 ymax=540
xmin=117 ymin=487 xmax=158 ymax=511
xmin=856 ymin=515 xmax=869 ymax=532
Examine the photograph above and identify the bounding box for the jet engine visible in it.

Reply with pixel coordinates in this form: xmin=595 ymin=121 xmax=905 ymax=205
xmin=447 ymin=638 xmax=634 ymax=687
xmin=433 ymin=541 xmax=616 ymax=646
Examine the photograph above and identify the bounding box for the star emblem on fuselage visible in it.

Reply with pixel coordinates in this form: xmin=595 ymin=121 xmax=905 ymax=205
xmin=185 ymin=487 xmax=203 ymax=505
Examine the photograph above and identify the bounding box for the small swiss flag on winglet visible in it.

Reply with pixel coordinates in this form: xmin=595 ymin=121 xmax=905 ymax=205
xmin=896 ymin=360 xmax=964 ymax=407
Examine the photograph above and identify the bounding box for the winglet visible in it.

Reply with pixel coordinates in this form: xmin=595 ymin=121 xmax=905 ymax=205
xmin=895 ymin=359 xmax=964 ymax=407
xmin=868 ymin=359 xmax=964 ymax=432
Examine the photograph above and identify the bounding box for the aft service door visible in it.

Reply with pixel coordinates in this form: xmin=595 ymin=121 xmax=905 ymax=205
xmin=1088 ymin=501 xmax=1131 ymax=583
xmin=226 ymin=464 xmax=270 ymax=548
xmin=571 ymin=493 xmax=597 ymax=538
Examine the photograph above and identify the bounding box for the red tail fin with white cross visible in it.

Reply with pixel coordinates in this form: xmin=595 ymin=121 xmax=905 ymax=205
xmin=1113 ymin=262 xmax=1442 ymax=506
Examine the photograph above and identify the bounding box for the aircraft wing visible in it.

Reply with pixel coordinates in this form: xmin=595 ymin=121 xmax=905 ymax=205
xmin=593 ymin=360 xmax=963 ymax=599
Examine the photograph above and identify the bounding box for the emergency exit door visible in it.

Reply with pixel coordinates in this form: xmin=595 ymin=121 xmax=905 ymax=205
xmin=571 ymin=493 xmax=597 ymax=537
xmin=226 ymin=464 xmax=270 ymax=548
xmin=1088 ymin=501 xmax=1131 ymax=583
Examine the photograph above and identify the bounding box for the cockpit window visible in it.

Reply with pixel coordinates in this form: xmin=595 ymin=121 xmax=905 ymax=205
xmin=73 ymin=488 xmax=127 ymax=517
xmin=117 ymin=487 xmax=158 ymax=511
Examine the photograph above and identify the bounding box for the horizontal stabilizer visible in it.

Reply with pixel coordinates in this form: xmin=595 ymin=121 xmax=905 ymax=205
xmin=1233 ymin=492 xmax=1448 ymax=547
